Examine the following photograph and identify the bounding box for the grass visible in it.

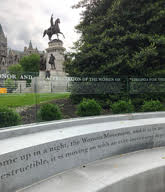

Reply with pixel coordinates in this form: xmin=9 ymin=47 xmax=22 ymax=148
xmin=0 ymin=92 xmax=70 ymax=108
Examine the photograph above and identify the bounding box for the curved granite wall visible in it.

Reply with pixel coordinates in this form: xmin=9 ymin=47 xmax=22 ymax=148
xmin=1 ymin=112 xmax=165 ymax=192
xmin=19 ymin=147 xmax=165 ymax=192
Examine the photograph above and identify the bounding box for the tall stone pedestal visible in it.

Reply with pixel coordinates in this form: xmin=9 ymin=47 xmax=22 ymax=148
xmin=46 ymin=39 xmax=65 ymax=75
xmin=31 ymin=40 xmax=68 ymax=93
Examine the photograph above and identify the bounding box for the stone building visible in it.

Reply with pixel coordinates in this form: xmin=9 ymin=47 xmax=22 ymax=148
xmin=0 ymin=24 xmax=7 ymax=72
xmin=0 ymin=24 xmax=40 ymax=72
xmin=7 ymin=49 xmax=22 ymax=68
xmin=23 ymin=41 xmax=39 ymax=57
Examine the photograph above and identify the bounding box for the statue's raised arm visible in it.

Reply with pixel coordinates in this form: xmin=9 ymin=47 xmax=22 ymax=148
xmin=50 ymin=14 xmax=53 ymax=27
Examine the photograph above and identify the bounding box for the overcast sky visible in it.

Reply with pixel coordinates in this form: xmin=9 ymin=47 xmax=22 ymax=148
xmin=0 ymin=0 xmax=82 ymax=52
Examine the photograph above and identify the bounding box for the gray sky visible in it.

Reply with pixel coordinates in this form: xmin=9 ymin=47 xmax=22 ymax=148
xmin=0 ymin=0 xmax=82 ymax=52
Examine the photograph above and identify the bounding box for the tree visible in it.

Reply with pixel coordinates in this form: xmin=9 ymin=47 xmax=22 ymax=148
xmin=20 ymin=54 xmax=40 ymax=74
xmin=4 ymin=79 xmax=17 ymax=93
xmin=66 ymin=0 xmax=165 ymax=77
xmin=8 ymin=64 xmax=23 ymax=77
xmin=65 ymin=0 xmax=165 ymax=104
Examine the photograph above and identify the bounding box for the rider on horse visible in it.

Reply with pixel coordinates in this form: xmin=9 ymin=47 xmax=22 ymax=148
xmin=50 ymin=14 xmax=59 ymax=34
xmin=50 ymin=14 xmax=54 ymax=34
xmin=43 ymin=14 xmax=65 ymax=41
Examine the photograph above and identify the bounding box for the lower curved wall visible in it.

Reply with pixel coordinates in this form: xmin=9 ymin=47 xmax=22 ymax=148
xmin=19 ymin=147 xmax=165 ymax=192
xmin=105 ymin=166 xmax=165 ymax=192
xmin=1 ymin=112 xmax=165 ymax=192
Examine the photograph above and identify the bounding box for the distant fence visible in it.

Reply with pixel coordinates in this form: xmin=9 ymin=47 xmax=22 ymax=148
xmin=1 ymin=72 xmax=165 ymax=127
xmin=1 ymin=72 xmax=165 ymax=94
xmin=68 ymin=76 xmax=165 ymax=95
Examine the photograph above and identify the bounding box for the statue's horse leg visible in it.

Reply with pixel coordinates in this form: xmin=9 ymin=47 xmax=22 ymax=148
xmin=43 ymin=30 xmax=47 ymax=37
xmin=59 ymin=32 xmax=65 ymax=39
xmin=48 ymin=33 xmax=52 ymax=41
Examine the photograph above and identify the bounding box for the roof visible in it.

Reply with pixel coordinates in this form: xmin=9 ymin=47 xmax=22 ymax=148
xmin=28 ymin=40 xmax=33 ymax=49
xmin=0 ymin=24 xmax=5 ymax=37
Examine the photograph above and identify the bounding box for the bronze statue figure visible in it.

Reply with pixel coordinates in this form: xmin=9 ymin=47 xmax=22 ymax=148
xmin=45 ymin=70 xmax=50 ymax=79
xmin=48 ymin=53 xmax=56 ymax=69
xmin=43 ymin=14 xmax=65 ymax=41
xmin=39 ymin=54 xmax=46 ymax=71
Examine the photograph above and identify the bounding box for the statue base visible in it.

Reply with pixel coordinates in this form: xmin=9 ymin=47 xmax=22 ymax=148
xmin=31 ymin=74 xmax=69 ymax=93
xmin=46 ymin=39 xmax=65 ymax=72
xmin=49 ymin=39 xmax=63 ymax=44
xmin=32 ymin=40 xmax=68 ymax=93
xmin=39 ymin=71 xmax=46 ymax=78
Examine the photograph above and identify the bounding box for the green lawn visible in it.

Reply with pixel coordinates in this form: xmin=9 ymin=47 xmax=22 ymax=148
xmin=0 ymin=93 xmax=70 ymax=108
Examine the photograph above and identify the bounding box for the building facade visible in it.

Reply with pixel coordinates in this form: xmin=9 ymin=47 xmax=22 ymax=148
xmin=0 ymin=24 xmax=7 ymax=72
xmin=0 ymin=24 xmax=40 ymax=72
xmin=23 ymin=40 xmax=39 ymax=56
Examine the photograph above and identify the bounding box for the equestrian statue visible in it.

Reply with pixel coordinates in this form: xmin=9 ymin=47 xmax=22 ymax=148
xmin=43 ymin=14 xmax=65 ymax=41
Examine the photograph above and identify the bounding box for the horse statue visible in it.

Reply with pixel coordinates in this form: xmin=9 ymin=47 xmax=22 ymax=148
xmin=43 ymin=15 xmax=65 ymax=41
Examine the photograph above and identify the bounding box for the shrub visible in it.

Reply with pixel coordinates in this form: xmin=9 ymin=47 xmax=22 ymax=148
xmin=111 ymin=100 xmax=134 ymax=114
xmin=131 ymin=97 xmax=144 ymax=112
xmin=141 ymin=100 xmax=163 ymax=112
xmin=37 ymin=103 xmax=62 ymax=121
xmin=4 ymin=79 xmax=17 ymax=93
xmin=0 ymin=107 xmax=21 ymax=128
xmin=77 ymin=99 xmax=102 ymax=116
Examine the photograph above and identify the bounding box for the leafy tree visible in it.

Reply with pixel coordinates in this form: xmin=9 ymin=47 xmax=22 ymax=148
xmin=4 ymin=79 xmax=17 ymax=93
xmin=65 ymin=0 xmax=165 ymax=104
xmin=20 ymin=54 xmax=40 ymax=73
xmin=8 ymin=64 xmax=23 ymax=77
xmin=66 ymin=0 xmax=165 ymax=77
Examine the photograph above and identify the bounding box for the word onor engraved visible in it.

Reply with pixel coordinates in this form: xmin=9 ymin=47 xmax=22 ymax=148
xmin=0 ymin=73 xmax=33 ymax=80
